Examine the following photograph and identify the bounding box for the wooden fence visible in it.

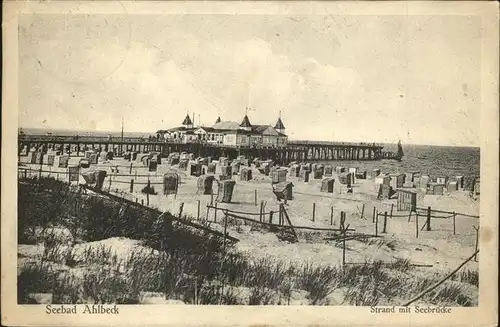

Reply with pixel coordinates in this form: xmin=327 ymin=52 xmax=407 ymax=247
xmin=18 ymin=165 xmax=479 ymax=245
xmin=80 ymin=184 xmax=239 ymax=243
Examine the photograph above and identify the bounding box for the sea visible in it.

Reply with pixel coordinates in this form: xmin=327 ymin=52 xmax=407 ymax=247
xmin=319 ymin=144 xmax=480 ymax=179
xmin=20 ymin=128 xmax=480 ymax=179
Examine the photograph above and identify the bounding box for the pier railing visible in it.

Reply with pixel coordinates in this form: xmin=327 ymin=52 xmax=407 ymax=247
xmin=288 ymin=140 xmax=383 ymax=148
xmin=19 ymin=134 xmax=383 ymax=149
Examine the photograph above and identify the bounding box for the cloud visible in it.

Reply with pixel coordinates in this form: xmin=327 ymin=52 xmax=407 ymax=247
xmin=18 ymin=15 xmax=481 ymax=146
xmin=18 ymin=34 xmax=402 ymax=140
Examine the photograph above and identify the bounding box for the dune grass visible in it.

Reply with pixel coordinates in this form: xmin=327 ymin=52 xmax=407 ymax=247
xmin=296 ymin=262 xmax=339 ymax=305
xmin=451 ymin=269 xmax=479 ymax=287
xmin=18 ymin=176 xmax=478 ymax=306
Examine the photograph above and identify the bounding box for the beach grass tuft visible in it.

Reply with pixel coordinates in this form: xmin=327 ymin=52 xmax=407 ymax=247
xmin=17 ymin=176 xmax=479 ymax=306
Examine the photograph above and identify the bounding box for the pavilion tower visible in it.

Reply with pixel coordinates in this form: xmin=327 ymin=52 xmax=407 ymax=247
xmin=182 ymin=114 xmax=193 ymax=129
xmin=274 ymin=114 xmax=286 ymax=134
xmin=240 ymin=114 xmax=252 ymax=132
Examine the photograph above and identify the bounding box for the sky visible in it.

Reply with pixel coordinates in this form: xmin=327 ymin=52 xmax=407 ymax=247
xmin=18 ymin=14 xmax=481 ymax=146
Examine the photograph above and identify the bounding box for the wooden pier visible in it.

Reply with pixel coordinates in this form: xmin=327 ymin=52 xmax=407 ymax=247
xmin=18 ymin=135 xmax=385 ymax=165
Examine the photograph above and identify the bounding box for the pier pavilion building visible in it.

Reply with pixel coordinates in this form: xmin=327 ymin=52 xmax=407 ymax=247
xmin=159 ymin=114 xmax=288 ymax=149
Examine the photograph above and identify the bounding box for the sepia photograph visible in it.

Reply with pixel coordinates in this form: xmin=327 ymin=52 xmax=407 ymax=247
xmin=2 ymin=1 xmax=498 ymax=326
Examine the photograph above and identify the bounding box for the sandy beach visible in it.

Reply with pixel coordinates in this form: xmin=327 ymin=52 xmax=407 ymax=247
xmin=18 ymin=154 xmax=480 ymax=275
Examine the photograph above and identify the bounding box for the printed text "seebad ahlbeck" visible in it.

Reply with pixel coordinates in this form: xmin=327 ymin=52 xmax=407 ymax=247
xmin=46 ymin=304 xmax=119 ymax=314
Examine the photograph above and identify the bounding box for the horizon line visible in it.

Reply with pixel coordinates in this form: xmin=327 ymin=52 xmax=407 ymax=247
xmin=18 ymin=126 xmax=480 ymax=148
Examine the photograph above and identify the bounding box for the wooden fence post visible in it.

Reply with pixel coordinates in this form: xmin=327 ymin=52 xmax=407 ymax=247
xmin=179 ymin=202 xmax=184 ymax=219
xmin=426 ymin=206 xmax=431 ymax=231
xmin=130 ymin=179 xmax=134 ymax=193
xmin=408 ymin=211 xmax=412 ymax=222
xmin=312 ymin=203 xmax=316 ymax=222
xmin=415 ymin=213 xmax=419 ymax=238
xmin=281 ymin=206 xmax=298 ymax=242
xmin=473 ymin=225 xmax=479 ymax=261
xmin=340 ymin=212 xmax=346 ymax=230
xmin=361 ymin=204 xmax=365 ymax=219
xmin=277 ymin=205 xmax=280 ymax=225
xmin=269 ymin=210 xmax=274 ymax=224
xmin=163 ymin=213 xmax=173 ymax=252
xmin=342 ymin=225 xmax=346 ymax=267
xmin=206 ymin=204 xmax=210 ymax=222
xmin=129 ymin=163 xmax=132 ymax=174
xmin=281 ymin=204 xmax=285 ymax=226
xmin=146 ymin=180 xmax=151 ymax=206
xmin=197 ymin=200 xmax=200 ymax=220
xmin=254 ymin=189 xmax=257 ymax=206
xmin=223 ymin=210 xmax=229 ymax=250
xmin=330 ymin=207 xmax=334 ymax=225
xmin=375 ymin=212 xmax=379 ymax=236
xmin=260 ymin=201 xmax=264 ymax=222
xmin=383 ymin=212 xmax=388 ymax=233
xmin=214 ymin=202 xmax=218 ymax=223
xmin=390 ymin=204 xmax=394 ymax=219
xmin=452 ymin=212 xmax=456 ymax=235
xmin=372 ymin=206 xmax=376 ymax=223
xmin=279 ymin=204 xmax=283 ymax=226
xmin=141 ymin=199 xmax=144 ymax=206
